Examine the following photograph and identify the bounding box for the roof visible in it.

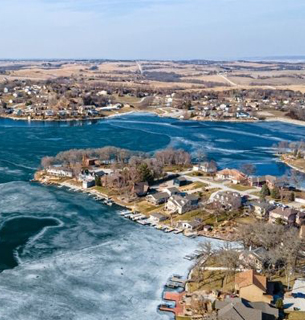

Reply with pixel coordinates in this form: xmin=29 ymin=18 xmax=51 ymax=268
xmin=149 ymin=192 xmax=169 ymax=200
xmin=252 ymin=201 xmax=275 ymax=211
xmin=150 ymin=213 xmax=167 ymax=220
xmin=218 ymin=301 xmax=262 ymax=320
xmin=270 ymin=207 xmax=298 ymax=218
xmin=216 ymin=298 xmax=279 ymax=320
xmin=235 ymin=270 xmax=267 ymax=293
xmin=175 ymin=176 xmax=187 ymax=182
xmin=185 ymin=194 xmax=200 ymax=201
xmin=217 ymin=168 xmax=247 ymax=180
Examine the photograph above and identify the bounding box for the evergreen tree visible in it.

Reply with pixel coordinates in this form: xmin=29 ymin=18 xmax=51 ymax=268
xmin=260 ymin=184 xmax=270 ymax=198
xmin=289 ymin=192 xmax=295 ymax=202
xmin=275 ymin=298 xmax=284 ymax=310
xmin=138 ymin=163 xmax=154 ymax=184
xmin=271 ymin=186 xmax=280 ymax=199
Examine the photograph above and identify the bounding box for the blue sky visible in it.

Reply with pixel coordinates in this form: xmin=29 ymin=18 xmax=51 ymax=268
xmin=1 ymin=0 xmax=305 ymax=60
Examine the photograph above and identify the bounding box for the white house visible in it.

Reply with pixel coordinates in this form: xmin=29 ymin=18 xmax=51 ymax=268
xmin=46 ymin=167 xmax=73 ymax=178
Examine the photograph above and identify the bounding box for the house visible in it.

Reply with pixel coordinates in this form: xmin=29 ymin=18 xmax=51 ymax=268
xmin=239 ymin=247 xmax=268 ymax=270
xmin=213 ymin=191 xmax=242 ymax=210
xmin=215 ymin=298 xmax=279 ymax=320
xmin=166 ymin=194 xmax=199 ymax=214
xmin=249 ymin=176 xmax=267 ymax=187
xmin=46 ymin=166 xmax=73 ymax=178
xmin=147 ymin=192 xmax=170 ymax=205
xmin=216 ymin=169 xmax=247 ymax=184
xmin=132 ymin=182 xmax=149 ymax=197
xmin=173 ymin=177 xmax=188 ymax=187
xmin=268 ymin=207 xmax=298 ymax=225
xmin=149 ymin=213 xmax=168 ymax=224
xmin=83 ymin=157 xmax=98 ymax=167
xmin=193 ymin=161 xmax=217 ymax=174
xmin=164 ymin=187 xmax=180 ymax=196
xmin=235 ymin=270 xmax=274 ymax=303
xmin=82 ymin=179 xmax=95 ymax=189
xmin=251 ymin=201 xmax=275 ymax=219
xmin=176 ymin=219 xmax=202 ymax=231
xmin=265 ymin=175 xmax=281 ymax=190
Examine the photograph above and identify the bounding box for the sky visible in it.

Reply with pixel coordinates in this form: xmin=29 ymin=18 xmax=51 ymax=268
xmin=1 ymin=0 xmax=305 ymax=60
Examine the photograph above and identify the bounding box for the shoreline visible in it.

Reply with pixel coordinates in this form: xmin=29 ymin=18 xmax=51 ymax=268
xmin=2 ymin=110 xmax=305 ymax=127
xmin=34 ymin=175 xmax=233 ymax=242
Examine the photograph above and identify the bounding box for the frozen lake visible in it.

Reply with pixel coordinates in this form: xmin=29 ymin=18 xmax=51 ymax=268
xmin=0 ymin=113 xmax=305 ymax=319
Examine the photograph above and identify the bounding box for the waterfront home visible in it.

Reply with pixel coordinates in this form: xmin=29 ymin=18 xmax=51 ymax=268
xmin=235 ymin=270 xmax=274 ymax=303
xmin=251 ymin=201 xmax=275 ymax=219
xmin=239 ymin=247 xmax=268 ymax=270
xmin=248 ymin=176 xmax=267 ymax=187
xmin=147 ymin=192 xmax=170 ymax=205
xmin=193 ymin=161 xmax=217 ymax=174
xmin=82 ymin=179 xmax=95 ymax=189
xmin=83 ymin=156 xmax=98 ymax=167
xmin=268 ymin=207 xmax=298 ymax=225
xmin=176 ymin=219 xmax=202 ymax=231
xmin=166 ymin=194 xmax=199 ymax=214
xmin=173 ymin=177 xmax=188 ymax=187
xmin=248 ymin=175 xmax=281 ymax=190
xmin=149 ymin=213 xmax=168 ymax=224
xmin=132 ymin=182 xmax=149 ymax=197
xmin=213 ymin=191 xmax=242 ymax=210
xmin=215 ymin=298 xmax=279 ymax=320
xmin=216 ymin=169 xmax=247 ymax=184
xmin=46 ymin=166 xmax=73 ymax=178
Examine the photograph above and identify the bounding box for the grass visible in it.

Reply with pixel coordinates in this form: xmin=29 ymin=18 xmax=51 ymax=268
xmin=203 ymin=188 xmax=221 ymax=199
xmin=180 ymin=182 xmax=208 ymax=191
xmin=188 ymin=268 xmax=235 ymax=293
xmin=135 ymin=201 xmax=165 ymax=216
xmin=286 ymin=311 xmax=305 ymax=320
xmin=228 ymin=184 xmax=254 ymax=192
xmin=94 ymin=186 xmax=117 ymax=196
xmin=176 ymin=317 xmax=191 ymax=320
xmin=111 ymin=94 xmax=142 ymax=105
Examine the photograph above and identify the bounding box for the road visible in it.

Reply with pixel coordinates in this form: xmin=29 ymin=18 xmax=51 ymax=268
xmin=219 ymin=74 xmax=238 ymax=86
xmin=179 ymin=170 xmax=260 ymax=201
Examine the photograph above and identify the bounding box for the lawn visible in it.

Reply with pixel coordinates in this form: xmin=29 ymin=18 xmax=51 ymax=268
xmin=94 ymin=186 xmax=117 ymax=196
xmin=180 ymin=182 xmax=208 ymax=191
xmin=170 ymin=208 xmax=208 ymax=223
xmin=286 ymin=311 xmax=305 ymax=320
xmin=228 ymin=184 xmax=255 ymax=192
xmin=135 ymin=201 xmax=165 ymax=216
xmin=188 ymin=268 xmax=235 ymax=293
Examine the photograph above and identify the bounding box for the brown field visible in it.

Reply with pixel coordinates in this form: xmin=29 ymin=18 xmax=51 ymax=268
xmin=1 ymin=59 xmax=305 ymax=92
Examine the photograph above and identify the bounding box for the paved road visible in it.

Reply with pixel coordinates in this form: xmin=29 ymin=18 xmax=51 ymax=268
xmin=179 ymin=170 xmax=260 ymax=201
